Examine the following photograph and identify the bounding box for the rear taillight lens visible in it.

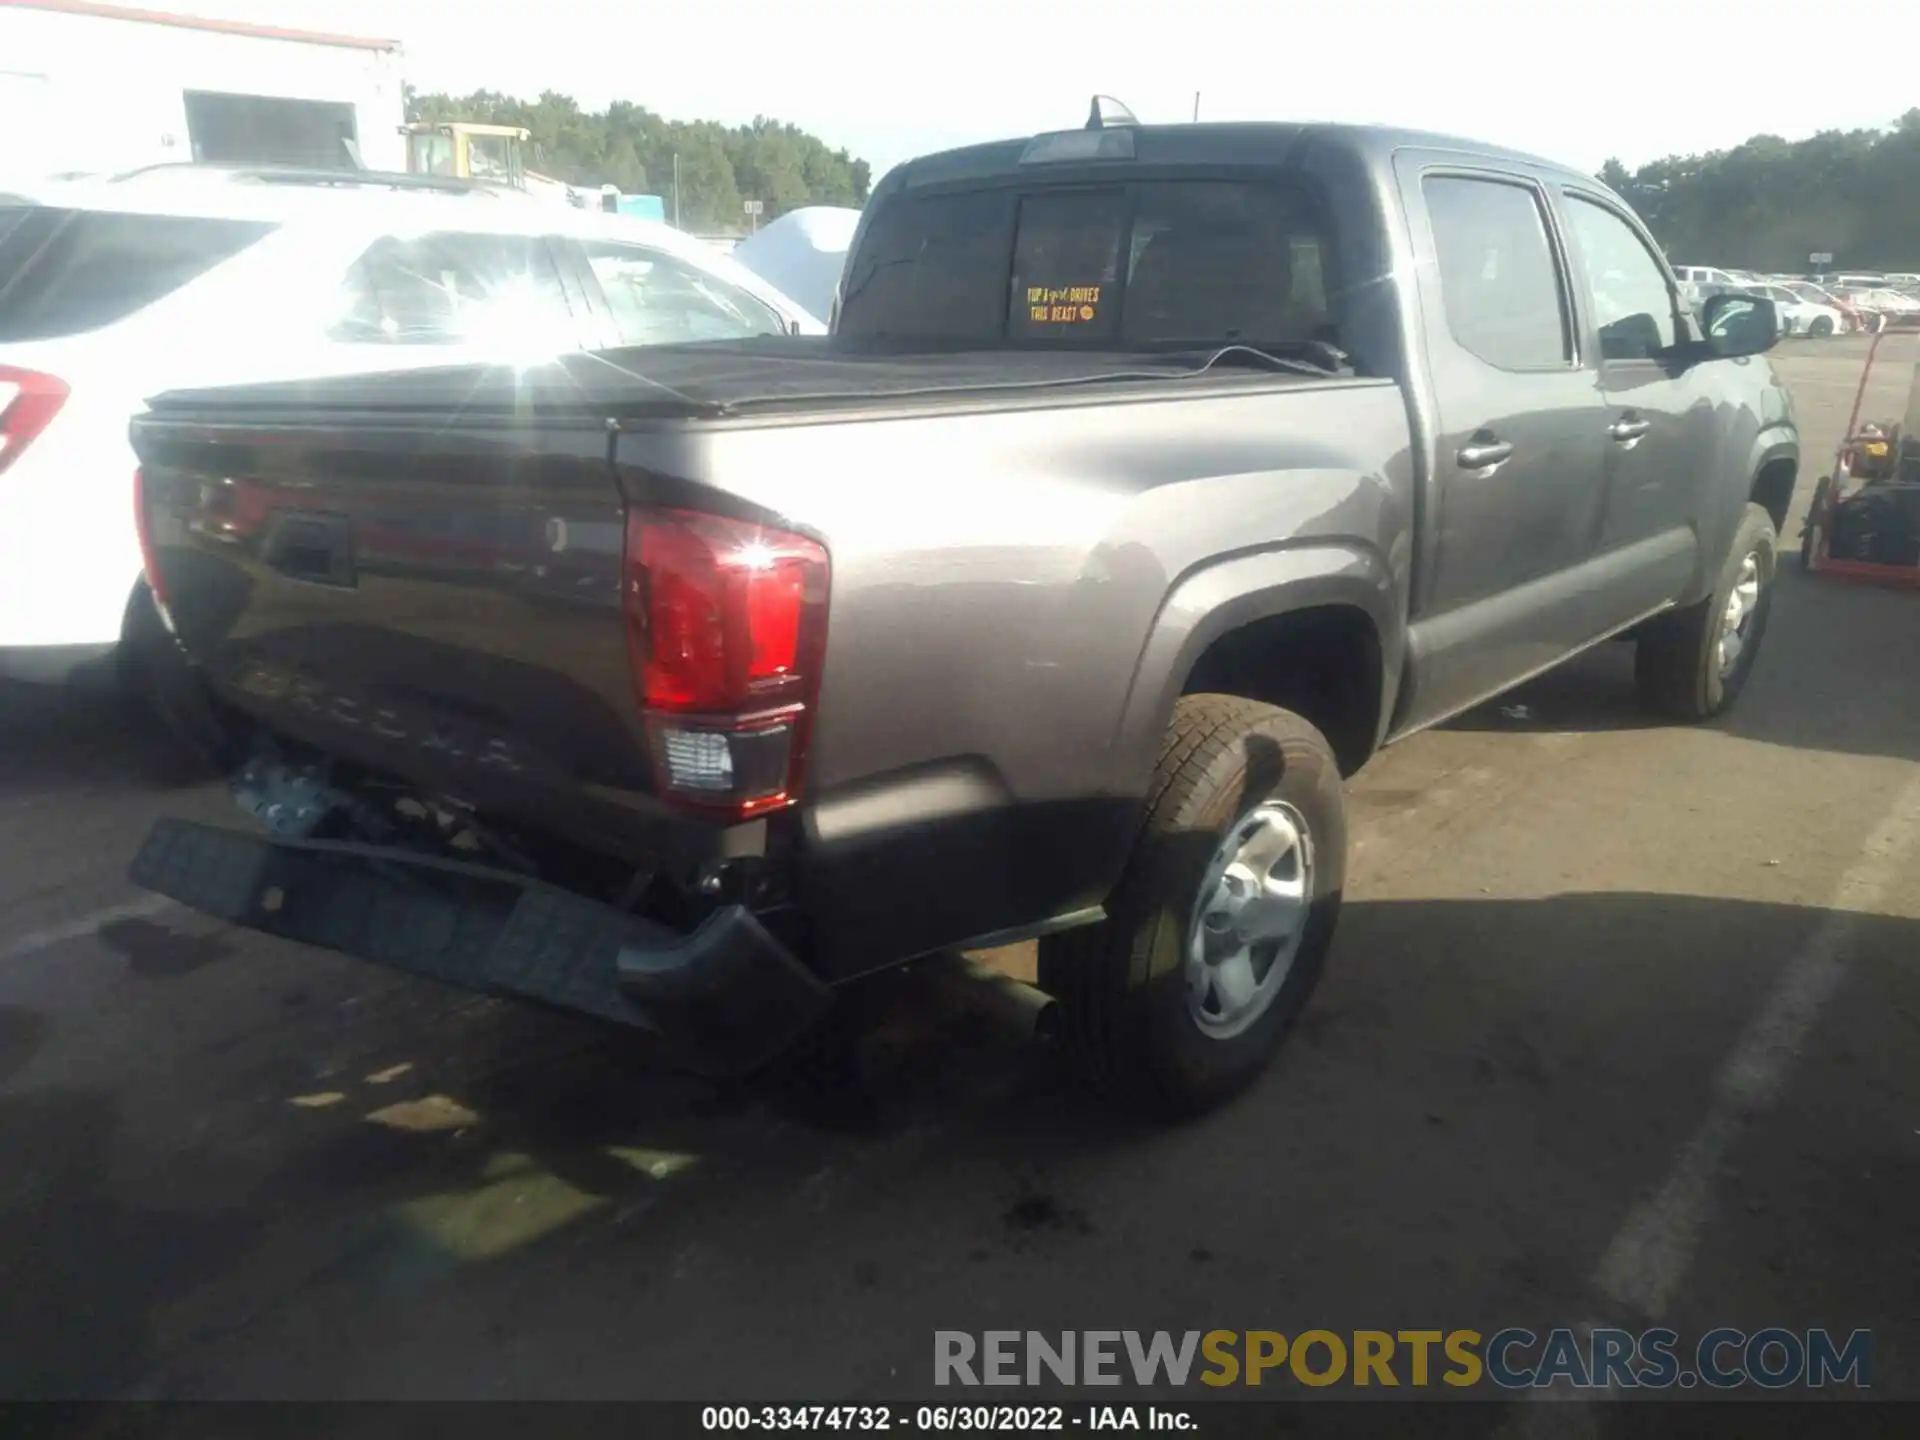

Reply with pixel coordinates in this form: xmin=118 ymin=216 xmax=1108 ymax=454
xmin=133 ymin=466 xmax=174 ymax=621
xmin=0 ymin=367 xmax=70 ymax=478
xmin=624 ymin=507 xmax=829 ymax=821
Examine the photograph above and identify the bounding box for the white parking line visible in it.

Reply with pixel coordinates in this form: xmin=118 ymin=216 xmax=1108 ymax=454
xmin=1593 ymin=768 xmax=1920 ymax=1319
xmin=1498 ymin=777 xmax=1920 ymax=1434
xmin=0 ymin=894 xmax=175 ymax=965
xmin=1497 ymin=1320 xmax=1618 ymax=1438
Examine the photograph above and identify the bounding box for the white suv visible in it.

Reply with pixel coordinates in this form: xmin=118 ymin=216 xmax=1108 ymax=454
xmin=0 ymin=167 xmax=822 ymax=691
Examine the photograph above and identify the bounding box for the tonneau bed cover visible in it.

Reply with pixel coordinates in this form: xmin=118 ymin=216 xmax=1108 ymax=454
xmin=138 ymin=337 xmax=1338 ymax=424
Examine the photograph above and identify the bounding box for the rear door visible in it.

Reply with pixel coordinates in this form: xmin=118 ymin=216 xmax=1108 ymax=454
xmin=1393 ymin=158 xmax=1608 ymax=728
xmin=1552 ymin=187 xmax=1711 ymax=609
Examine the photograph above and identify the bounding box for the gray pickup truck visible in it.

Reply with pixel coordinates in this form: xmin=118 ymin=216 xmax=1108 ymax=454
xmin=126 ymin=109 xmax=1798 ymax=1115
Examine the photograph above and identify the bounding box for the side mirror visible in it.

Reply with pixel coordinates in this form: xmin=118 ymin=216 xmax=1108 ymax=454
xmin=1701 ymin=292 xmax=1778 ymax=358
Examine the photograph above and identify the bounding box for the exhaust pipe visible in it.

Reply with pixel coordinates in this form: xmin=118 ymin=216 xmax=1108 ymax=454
xmin=921 ymin=952 xmax=1060 ymax=1042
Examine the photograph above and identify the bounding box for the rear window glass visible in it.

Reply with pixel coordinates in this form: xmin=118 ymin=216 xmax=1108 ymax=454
xmin=836 ymin=189 xmax=1015 ymax=343
xmin=330 ymin=232 xmax=574 ymax=347
xmin=1009 ymin=189 xmax=1127 ymax=342
xmin=838 ymin=178 xmax=1337 ymax=351
xmin=0 ymin=206 xmax=274 ymax=341
xmin=581 ymin=241 xmax=784 ymax=345
xmin=1120 ymin=182 xmax=1332 ymax=347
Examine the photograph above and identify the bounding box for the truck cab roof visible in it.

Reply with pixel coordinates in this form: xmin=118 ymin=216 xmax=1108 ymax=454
xmin=888 ymin=119 xmax=1588 ymax=192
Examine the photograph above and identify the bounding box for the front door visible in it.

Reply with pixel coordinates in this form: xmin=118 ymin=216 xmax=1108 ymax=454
xmin=1393 ymin=161 xmax=1608 ymax=730
xmin=1554 ymin=188 xmax=1713 ymax=619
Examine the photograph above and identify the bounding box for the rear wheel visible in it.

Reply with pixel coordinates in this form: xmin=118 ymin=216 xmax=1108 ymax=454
xmin=1038 ymin=695 xmax=1346 ymax=1117
xmin=1810 ymin=315 xmax=1835 ymax=338
xmin=1635 ymin=503 xmax=1778 ymax=721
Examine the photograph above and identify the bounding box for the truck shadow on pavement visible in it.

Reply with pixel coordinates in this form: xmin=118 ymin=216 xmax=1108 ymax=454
xmin=1444 ymin=566 xmax=1920 ymax=764
xmin=1 ymin=890 xmax=1914 ymax=1400
xmin=0 ymin=680 xmax=209 ymax=797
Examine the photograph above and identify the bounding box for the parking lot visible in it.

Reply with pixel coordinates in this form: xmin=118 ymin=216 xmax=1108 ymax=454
xmin=2 ymin=336 xmax=1918 ymax=1408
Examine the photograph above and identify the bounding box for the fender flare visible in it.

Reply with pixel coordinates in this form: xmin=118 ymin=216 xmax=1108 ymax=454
xmin=1749 ymin=431 xmax=1800 ymax=504
xmin=1742 ymin=428 xmax=1800 ymax=541
xmin=1108 ymin=541 xmax=1405 ymax=789
xmin=1687 ymin=428 xmax=1796 ymax=604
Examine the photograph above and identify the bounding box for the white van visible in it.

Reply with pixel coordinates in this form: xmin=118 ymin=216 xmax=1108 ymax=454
xmin=1673 ymin=265 xmax=1741 ymax=287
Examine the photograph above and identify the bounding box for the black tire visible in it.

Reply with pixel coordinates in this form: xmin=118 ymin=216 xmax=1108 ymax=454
xmin=1810 ymin=315 xmax=1835 ymax=338
xmin=1038 ymin=695 xmax=1346 ymax=1117
xmin=1635 ymin=503 xmax=1778 ymax=722
xmin=1801 ymin=476 xmax=1832 ymax=568
xmin=118 ymin=582 xmax=246 ymax=780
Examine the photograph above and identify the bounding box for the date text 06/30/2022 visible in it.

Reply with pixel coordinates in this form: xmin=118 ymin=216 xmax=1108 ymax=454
xmin=701 ymin=1406 xmax=1192 ymax=1432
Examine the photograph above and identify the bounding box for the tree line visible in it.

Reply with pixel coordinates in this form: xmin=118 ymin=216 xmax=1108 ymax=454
xmin=1602 ymin=109 xmax=1920 ymax=273
xmin=405 ymin=86 xmax=1919 ymax=268
xmin=405 ymin=88 xmax=872 ymax=230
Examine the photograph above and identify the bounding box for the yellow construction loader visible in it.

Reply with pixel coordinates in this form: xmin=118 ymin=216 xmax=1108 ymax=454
xmin=401 ymin=121 xmax=530 ymax=188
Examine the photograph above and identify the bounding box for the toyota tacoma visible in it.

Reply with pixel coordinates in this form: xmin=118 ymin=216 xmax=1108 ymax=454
xmin=124 ymin=108 xmax=1798 ymax=1115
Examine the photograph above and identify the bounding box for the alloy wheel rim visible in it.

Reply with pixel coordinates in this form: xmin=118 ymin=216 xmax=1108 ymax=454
xmin=1717 ymin=552 xmax=1762 ymax=678
xmin=1185 ymin=801 xmax=1314 ymax=1039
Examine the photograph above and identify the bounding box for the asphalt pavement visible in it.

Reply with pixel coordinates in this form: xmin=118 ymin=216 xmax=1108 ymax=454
xmin=2 ymin=337 xmax=1917 ymax=1417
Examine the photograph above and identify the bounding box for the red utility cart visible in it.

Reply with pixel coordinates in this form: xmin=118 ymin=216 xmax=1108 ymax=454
xmin=1800 ymin=323 xmax=1920 ymax=589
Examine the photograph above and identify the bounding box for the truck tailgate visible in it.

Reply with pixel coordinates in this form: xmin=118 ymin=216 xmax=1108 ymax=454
xmin=130 ymin=369 xmax=683 ymax=863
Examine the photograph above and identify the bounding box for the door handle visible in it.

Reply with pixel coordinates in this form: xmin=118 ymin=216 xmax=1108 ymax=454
xmin=1456 ymin=439 xmax=1514 ymax=470
xmin=1608 ymin=417 xmax=1652 ymax=442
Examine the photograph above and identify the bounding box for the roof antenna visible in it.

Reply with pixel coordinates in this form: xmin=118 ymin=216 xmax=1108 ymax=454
xmin=1086 ymin=95 xmax=1139 ymax=131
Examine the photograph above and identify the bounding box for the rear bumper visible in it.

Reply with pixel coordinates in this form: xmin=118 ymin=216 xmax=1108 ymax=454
xmin=129 ymin=817 xmax=832 ymax=1075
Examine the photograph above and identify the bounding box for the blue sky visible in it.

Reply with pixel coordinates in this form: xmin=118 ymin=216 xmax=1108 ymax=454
xmin=205 ymin=0 xmax=1910 ymax=182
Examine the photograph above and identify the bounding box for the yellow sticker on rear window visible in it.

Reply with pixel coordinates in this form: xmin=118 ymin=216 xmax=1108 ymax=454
xmin=1026 ymin=284 xmax=1102 ymax=324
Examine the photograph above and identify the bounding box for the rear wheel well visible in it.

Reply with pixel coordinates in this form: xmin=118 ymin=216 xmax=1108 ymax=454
xmin=1181 ymin=606 xmax=1382 ymax=777
xmin=1751 ymin=456 xmax=1797 ymax=535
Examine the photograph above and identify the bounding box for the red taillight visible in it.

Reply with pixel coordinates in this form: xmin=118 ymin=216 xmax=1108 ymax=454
xmin=0 ymin=367 xmax=70 ymax=478
xmin=624 ymin=507 xmax=829 ymax=820
xmin=133 ymin=466 xmax=174 ymax=618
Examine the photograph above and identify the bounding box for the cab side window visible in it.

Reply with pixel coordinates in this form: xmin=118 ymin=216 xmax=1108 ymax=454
xmin=1563 ymin=196 xmax=1678 ymax=361
xmin=1423 ymin=175 xmax=1571 ymax=371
